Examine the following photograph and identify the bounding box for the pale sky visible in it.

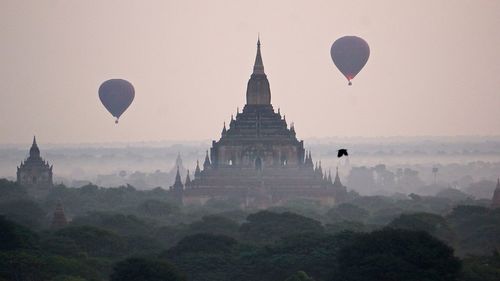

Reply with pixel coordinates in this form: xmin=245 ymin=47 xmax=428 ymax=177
xmin=1 ymin=0 xmax=499 ymax=144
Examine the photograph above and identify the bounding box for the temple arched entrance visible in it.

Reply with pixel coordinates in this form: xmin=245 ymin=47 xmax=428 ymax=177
xmin=255 ymin=156 xmax=262 ymax=171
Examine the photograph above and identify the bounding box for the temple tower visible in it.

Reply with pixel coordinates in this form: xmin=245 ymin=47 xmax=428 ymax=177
xmin=17 ymin=136 xmax=53 ymax=189
xmin=171 ymin=39 xmax=347 ymax=207
xmin=246 ymin=38 xmax=271 ymax=105
xmin=51 ymin=202 xmax=68 ymax=228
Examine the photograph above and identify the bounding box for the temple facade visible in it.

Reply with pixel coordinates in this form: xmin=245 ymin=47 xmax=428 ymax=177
xmin=171 ymin=40 xmax=347 ymax=208
xmin=17 ymin=136 xmax=53 ymax=189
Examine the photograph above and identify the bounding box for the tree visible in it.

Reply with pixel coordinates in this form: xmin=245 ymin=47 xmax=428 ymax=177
xmin=325 ymin=220 xmax=370 ymax=234
xmin=447 ymin=205 xmax=500 ymax=255
xmin=110 ymin=258 xmax=186 ymax=281
xmin=0 ymin=199 xmax=45 ymax=229
xmin=186 ymin=215 xmax=240 ymax=238
xmin=161 ymin=234 xmax=239 ymax=281
xmin=389 ymin=212 xmax=456 ymax=246
xmin=164 ymin=233 xmax=238 ymax=256
xmin=460 ymin=253 xmax=500 ymax=281
xmin=51 ymin=276 xmax=87 ymax=281
xmin=284 ymin=271 xmax=315 ymax=281
xmin=335 ymin=228 xmax=461 ymax=281
xmin=137 ymin=199 xmax=178 ymax=217
xmin=0 ymin=251 xmax=46 ymax=281
xmin=234 ymin=232 xmax=354 ymax=281
xmin=240 ymin=211 xmax=324 ymax=243
xmin=0 ymin=215 xmax=39 ymax=251
xmin=325 ymin=203 xmax=370 ymax=223
xmin=71 ymin=212 xmax=152 ymax=236
xmin=0 ymin=179 xmax=28 ymax=203
xmin=54 ymin=226 xmax=126 ymax=257
xmin=436 ymin=188 xmax=471 ymax=202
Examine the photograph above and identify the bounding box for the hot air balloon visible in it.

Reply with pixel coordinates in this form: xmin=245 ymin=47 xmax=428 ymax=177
xmin=330 ymin=36 xmax=370 ymax=86
xmin=98 ymin=79 xmax=135 ymax=124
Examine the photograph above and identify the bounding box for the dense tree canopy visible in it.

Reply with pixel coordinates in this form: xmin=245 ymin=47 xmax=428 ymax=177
xmin=240 ymin=211 xmax=324 ymax=243
xmin=53 ymin=226 xmax=127 ymax=257
xmin=110 ymin=258 xmax=186 ymax=281
xmin=164 ymin=233 xmax=238 ymax=256
xmin=447 ymin=205 xmax=500 ymax=255
xmin=186 ymin=215 xmax=240 ymax=238
xmin=335 ymin=228 xmax=461 ymax=281
xmin=325 ymin=203 xmax=370 ymax=223
xmin=0 ymin=199 xmax=45 ymax=229
xmin=460 ymin=253 xmax=500 ymax=281
xmin=284 ymin=271 xmax=316 ymax=281
xmin=161 ymin=234 xmax=239 ymax=281
xmin=71 ymin=212 xmax=152 ymax=236
xmin=389 ymin=212 xmax=456 ymax=245
xmin=0 ymin=216 xmax=39 ymax=251
xmin=137 ymin=199 xmax=179 ymax=217
xmin=0 ymin=178 xmax=499 ymax=281
xmin=0 ymin=179 xmax=28 ymax=203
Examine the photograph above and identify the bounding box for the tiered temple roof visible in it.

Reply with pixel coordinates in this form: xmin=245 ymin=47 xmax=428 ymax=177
xmin=17 ymin=136 xmax=53 ymax=188
xmin=171 ymin=39 xmax=347 ymax=207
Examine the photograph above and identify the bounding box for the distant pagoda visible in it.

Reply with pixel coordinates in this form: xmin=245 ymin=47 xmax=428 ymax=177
xmin=492 ymin=178 xmax=500 ymax=209
xmin=17 ymin=136 xmax=53 ymax=189
xmin=171 ymin=39 xmax=347 ymax=207
xmin=51 ymin=202 xmax=68 ymax=228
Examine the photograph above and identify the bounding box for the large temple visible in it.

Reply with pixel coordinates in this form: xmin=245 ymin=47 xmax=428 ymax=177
xmin=17 ymin=136 xmax=53 ymax=190
xmin=171 ymin=39 xmax=347 ymax=208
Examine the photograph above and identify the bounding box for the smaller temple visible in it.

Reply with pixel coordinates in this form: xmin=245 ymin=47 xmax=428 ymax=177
xmin=492 ymin=178 xmax=500 ymax=209
xmin=17 ymin=136 xmax=53 ymax=189
xmin=51 ymin=202 xmax=68 ymax=229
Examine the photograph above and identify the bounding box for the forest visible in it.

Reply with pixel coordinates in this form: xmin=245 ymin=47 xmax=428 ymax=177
xmin=1 ymin=178 xmax=499 ymax=281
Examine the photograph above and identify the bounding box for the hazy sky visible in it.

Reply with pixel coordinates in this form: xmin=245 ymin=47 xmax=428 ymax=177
xmin=1 ymin=0 xmax=499 ymax=144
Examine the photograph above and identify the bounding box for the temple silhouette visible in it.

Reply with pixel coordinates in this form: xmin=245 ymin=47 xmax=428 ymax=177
xmin=171 ymin=39 xmax=347 ymax=208
xmin=17 ymin=136 xmax=53 ymax=192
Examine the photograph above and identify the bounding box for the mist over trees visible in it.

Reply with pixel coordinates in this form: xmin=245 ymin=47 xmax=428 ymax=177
xmin=0 ymin=137 xmax=499 ymax=280
xmin=1 ymin=177 xmax=500 ymax=280
xmin=1 ymin=137 xmax=499 ymax=197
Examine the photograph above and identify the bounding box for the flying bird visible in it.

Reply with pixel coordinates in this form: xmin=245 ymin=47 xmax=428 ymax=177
xmin=337 ymin=149 xmax=348 ymax=158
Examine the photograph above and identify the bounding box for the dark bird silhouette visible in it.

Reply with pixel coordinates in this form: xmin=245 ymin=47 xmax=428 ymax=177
xmin=337 ymin=149 xmax=348 ymax=158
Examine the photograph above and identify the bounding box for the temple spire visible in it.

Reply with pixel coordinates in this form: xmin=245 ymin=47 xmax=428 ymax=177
xmin=222 ymin=122 xmax=227 ymax=136
xmin=246 ymin=37 xmax=271 ymax=105
xmin=253 ymin=37 xmax=265 ymax=75
xmin=172 ymin=166 xmax=184 ymax=191
xmin=203 ymin=150 xmax=211 ymax=169
xmin=29 ymin=135 xmax=40 ymax=159
xmin=333 ymin=166 xmax=343 ymax=187
xmin=194 ymin=160 xmax=201 ymax=178
xmin=185 ymin=170 xmax=191 ymax=186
